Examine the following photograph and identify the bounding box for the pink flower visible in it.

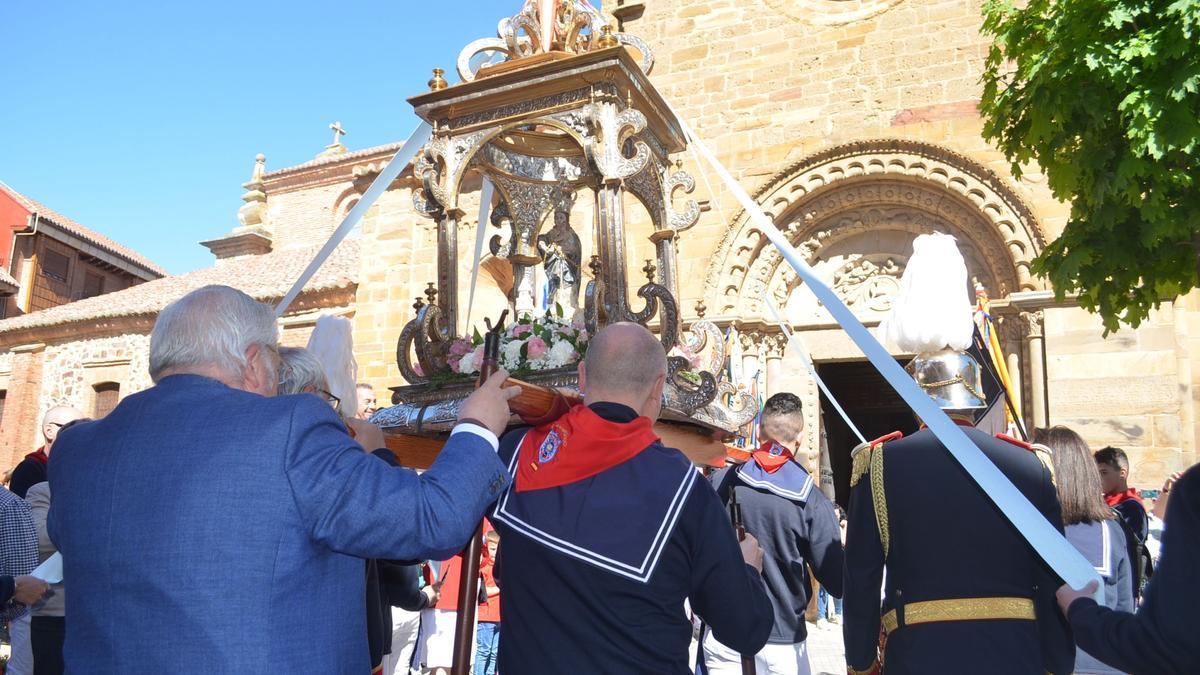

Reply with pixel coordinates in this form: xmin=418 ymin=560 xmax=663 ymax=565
xmin=526 ymin=336 xmax=548 ymax=359
xmin=512 ymin=324 xmax=533 ymax=338
xmin=413 ymin=363 xmax=425 ymax=377
xmin=449 ymin=340 xmax=472 ymax=357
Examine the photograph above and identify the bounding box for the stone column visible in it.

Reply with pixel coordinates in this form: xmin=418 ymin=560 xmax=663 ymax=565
xmin=764 ymin=333 xmax=786 ymax=398
xmin=1021 ymin=310 xmax=1048 ymax=429
xmin=996 ymin=315 xmax=1024 ymax=421
xmin=739 ymin=331 xmax=762 ymax=390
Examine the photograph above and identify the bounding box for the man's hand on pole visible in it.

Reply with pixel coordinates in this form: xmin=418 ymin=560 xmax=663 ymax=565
xmin=459 ymin=369 xmax=522 ymax=437
xmin=739 ymin=533 xmax=764 ymax=573
xmin=1056 ymin=580 xmax=1099 ymax=616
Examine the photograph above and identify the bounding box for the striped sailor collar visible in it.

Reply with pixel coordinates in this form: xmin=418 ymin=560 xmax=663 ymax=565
xmin=736 ymin=458 xmax=815 ymax=503
xmin=492 ymin=430 xmax=698 ymax=584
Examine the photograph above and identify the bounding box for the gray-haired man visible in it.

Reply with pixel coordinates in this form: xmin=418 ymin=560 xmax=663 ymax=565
xmin=48 ymin=285 xmax=518 ymax=673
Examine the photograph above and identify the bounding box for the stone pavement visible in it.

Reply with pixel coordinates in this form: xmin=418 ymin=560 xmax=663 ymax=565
xmin=806 ymin=620 xmax=847 ymax=675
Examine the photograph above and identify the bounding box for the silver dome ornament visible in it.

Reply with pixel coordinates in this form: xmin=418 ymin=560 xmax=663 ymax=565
xmin=906 ymin=348 xmax=986 ymax=411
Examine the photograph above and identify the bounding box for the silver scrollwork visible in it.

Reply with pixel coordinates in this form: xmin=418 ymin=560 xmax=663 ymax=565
xmin=454 ymin=1 xmax=651 ymax=82
xmin=665 ymin=356 xmax=719 ymax=414
xmin=664 ymin=168 xmax=701 ymax=231
xmin=582 ymin=101 xmax=650 ymax=181
xmin=413 ymin=304 xmax=453 ymax=378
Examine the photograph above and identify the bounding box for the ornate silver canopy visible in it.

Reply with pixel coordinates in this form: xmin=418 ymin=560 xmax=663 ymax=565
xmin=383 ymin=1 xmax=755 ymax=437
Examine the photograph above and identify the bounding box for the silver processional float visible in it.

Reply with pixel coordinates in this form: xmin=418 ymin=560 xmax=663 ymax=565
xmin=270 ymin=2 xmax=1101 ymax=674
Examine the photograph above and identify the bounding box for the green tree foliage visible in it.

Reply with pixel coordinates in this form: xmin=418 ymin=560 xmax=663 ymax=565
xmin=980 ymin=0 xmax=1200 ymax=332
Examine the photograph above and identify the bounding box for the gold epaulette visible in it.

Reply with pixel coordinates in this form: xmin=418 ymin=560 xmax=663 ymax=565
xmin=997 ymin=433 xmax=1057 ymax=487
xmin=850 ymin=431 xmax=903 ymax=488
xmin=1031 ymin=443 xmax=1057 ymax=487
xmin=850 ymin=443 xmax=873 ymax=488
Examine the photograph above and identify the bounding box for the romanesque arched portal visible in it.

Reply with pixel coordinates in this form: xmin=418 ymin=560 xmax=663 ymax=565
xmin=701 ymin=139 xmax=1050 ymax=496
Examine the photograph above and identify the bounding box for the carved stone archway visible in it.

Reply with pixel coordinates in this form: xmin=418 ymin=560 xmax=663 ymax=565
xmin=703 ymin=139 xmax=1048 ymax=318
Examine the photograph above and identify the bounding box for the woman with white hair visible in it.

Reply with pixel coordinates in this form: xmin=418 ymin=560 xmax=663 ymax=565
xmin=278 ymin=347 xmax=335 ymax=401
xmin=277 ymin=345 xmax=433 ymax=674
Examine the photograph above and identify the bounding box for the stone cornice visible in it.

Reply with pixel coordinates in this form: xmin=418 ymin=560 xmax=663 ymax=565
xmin=0 ymin=287 xmax=357 ymax=351
xmin=261 ymin=144 xmax=413 ymax=194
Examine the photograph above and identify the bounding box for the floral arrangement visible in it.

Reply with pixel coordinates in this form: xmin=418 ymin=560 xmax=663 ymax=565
xmin=449 ymin=307 xmax=588 ymax=376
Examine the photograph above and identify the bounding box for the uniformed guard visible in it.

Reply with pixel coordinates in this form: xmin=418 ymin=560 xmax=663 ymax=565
xmin=842 ymin=233 xmax=1074 ymax=675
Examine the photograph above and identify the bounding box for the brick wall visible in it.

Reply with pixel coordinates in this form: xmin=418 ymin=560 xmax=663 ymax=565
xmin=0 ymin=344 xmax=46 ymax=469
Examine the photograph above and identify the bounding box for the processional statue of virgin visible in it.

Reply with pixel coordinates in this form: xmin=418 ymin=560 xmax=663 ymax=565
xmin=537 ymin=189 xmax=583 ymax=314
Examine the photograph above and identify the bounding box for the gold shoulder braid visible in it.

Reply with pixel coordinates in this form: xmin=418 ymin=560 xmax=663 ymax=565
xmin=870 ymin=442 xmax=890 ymax=558
xmin=1031 ymin=443 xmax=1056 ymax=486
xmin=850 ymin=442 xmax=873 ymax=488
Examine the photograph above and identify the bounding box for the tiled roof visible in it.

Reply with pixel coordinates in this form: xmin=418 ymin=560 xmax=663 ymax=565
xmin=0 ymin=182 xmax=166 ymax=278
xmin=0 ymin=240 xmax=360 ymax=334
xmin=263 ymin=142 xmax=405 ymax=179
xmin=0 ymin=268 xmax=17 ymax=294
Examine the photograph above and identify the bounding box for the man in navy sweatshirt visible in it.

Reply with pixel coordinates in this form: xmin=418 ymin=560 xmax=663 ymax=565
xmin=491 ymin=323 xmax=773 ymax=674
xmin=704 ymin=392 xmax=844 ymax=675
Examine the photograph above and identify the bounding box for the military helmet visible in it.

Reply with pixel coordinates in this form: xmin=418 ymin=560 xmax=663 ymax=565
xmin=906 ymin=347 xmax=986 ymax=411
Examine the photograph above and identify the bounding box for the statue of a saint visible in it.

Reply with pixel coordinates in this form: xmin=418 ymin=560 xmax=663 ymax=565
xmin=537 ymin=202 xmax=583 ymax=314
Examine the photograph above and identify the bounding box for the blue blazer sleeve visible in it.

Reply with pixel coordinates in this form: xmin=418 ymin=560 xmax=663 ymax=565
xmin=284 ymin=396 xmax=509 ymax=562
xmin=1066 ymin=466 xmax=1200 ymax=675
xmin=0 ymin=576 xmax=13 ymax=605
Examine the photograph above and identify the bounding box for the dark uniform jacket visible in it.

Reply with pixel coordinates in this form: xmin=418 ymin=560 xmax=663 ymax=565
xmin=710 ymin=460 xmax=844 ymax=645
xmin=1067 ymin=463 xmax=1200 ymax=674
xmin=843 ymin=426 xmax=1074 ymax=674
xmin=491 ymin=402 xmax=773 ymax=674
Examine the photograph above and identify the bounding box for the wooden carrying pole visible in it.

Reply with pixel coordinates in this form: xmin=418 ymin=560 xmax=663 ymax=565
xmin=728 ymin=489 xmax=758 ymax=675
xmin=450 ymin=313 xmax=506 ymax=675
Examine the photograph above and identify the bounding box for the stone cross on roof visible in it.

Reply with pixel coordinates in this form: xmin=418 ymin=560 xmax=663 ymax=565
xmin=329 ymin=121 xmax=347 ymax=147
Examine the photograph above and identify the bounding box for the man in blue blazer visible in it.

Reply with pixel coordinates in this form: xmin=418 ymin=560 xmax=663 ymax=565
xmin=48 ymin=285 xmax=517 ymax=673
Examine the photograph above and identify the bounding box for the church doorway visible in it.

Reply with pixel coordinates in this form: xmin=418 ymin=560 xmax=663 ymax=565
xmin=817 ymin=359 xmax=919 ymax=509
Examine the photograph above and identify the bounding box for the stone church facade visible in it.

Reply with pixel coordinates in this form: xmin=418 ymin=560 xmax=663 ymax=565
xmin=1 ymin=0 xmax=1195 ymax=496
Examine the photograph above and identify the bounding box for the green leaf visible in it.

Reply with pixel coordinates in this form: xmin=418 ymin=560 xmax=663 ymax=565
xmin=980 ymin=0 xmax=1200 ymax=331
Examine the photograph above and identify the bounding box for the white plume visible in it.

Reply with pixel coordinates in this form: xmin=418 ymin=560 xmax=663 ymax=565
xmin=877 ymin=233 xmax=974 ymax=354
xmin=306 ymin=315 xmax=358 ymax=416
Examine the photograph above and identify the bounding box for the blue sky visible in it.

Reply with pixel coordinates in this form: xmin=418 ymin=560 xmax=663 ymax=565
xmin=0 ymin=1 xmax=509 ymax=274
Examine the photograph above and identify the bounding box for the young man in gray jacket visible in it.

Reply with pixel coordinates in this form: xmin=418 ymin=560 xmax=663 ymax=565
xmin=705 ymin=393 xmax=845 ymax=675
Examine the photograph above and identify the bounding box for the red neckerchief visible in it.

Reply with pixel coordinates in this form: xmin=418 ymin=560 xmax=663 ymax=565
xmin=1104 ymin=488 xmax=1144 ymax=507
xmin=24 ymin=448 xmax=48 ymax=466
xmin=751 ymin=441 xmax=794 ymax=474
xmin=516 ymin=404 xmax=659 ymax=493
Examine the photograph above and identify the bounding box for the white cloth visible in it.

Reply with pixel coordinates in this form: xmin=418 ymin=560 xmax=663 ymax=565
xmin=419 ymin=608 xmax=476 ymax=668
xmin=452 ymin=423 xmax=499 ymax=452
xmin=7 ymin=614 xmax=33 ymax=675
xmin=385 ymin=607 xmax=422 ymax=675
xmin=703 ymin=629 xmax=810 ymax=675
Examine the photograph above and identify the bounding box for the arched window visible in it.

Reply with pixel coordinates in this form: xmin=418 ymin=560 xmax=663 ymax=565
xmin=92 ymin=382 xmax=120 ymax=418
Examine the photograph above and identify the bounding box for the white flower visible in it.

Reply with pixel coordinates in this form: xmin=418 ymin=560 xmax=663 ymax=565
xmin=503 ymin=339 xmax=524 ymax=364
xmin=457 ymin=350 xmax=478 ymax=374
xmin=546 ymin=340 xmax=577 ymax=368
